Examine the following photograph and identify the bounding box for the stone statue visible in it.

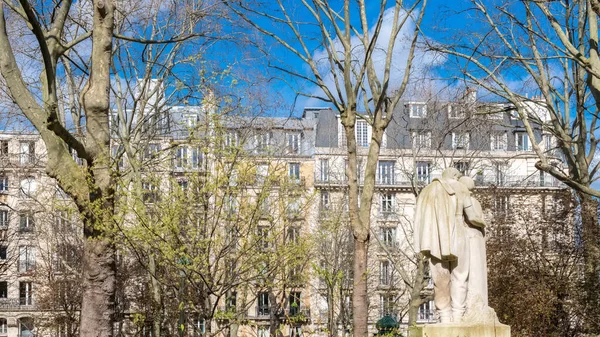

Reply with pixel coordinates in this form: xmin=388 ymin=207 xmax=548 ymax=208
xmin=460 ymin=176 xmax=488 ymax=306
xmin=414 ymin=168 xmax=486 ymax=323
xmin=411 ymin=169 xmax=509 ymax=337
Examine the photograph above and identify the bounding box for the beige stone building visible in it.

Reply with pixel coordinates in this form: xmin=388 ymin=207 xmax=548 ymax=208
xmin=0 ymin=97 xmax=568 ymax=337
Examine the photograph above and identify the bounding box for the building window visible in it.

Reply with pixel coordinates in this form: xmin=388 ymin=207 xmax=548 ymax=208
xmin=19 ymin=246 xmax=36 ymax=273
xmin=320 ymin=191 xmax=329 ymax=213
xmin=19 ymin=317 xmax=34 ymax=337
xmin=491 ymin=132 xmax=507 ymax=151
xmin=380 ymin=294 xmax=396 ymax=317
xmin=224 ymin=130 xmax=239 ymax=148
xmin=19 ymin=141 xmax=35 ymax=165
xmin=494 ymin=162 xmax=507 ymax=185
xmin=412 ymin=131 xmax=431 ymax=149
xmin=144 ymin=143 xmax=160 ymax=160
xmin=289 ymin=291 xmax=301 ymax=315
xmin=192 ymin=318 xmax=205 ymax=337
xmin=287 ymin=227 xmax=300 ymax=245
xmin=256 ymin=132 xmax=273 ymax=153
xmin=175 ymin=146 xmax=188 ymax=169
xmin=515 ymin=132 xmax=530 ymax=151
xmin=494 ymin=195 xmax=509 ymax=215
xmin=258 ymin=292 xmax=270 ymax=316
xmin=0 ymin=210 xmax=8 ymax=228
xmin=377 ymin=161 xmax=395 ymax=185
xmin=257 ymin=226 xmax=269 ymax=251
xmin=319 ymin=159 xmax=329 ymax=182
xmin=19 ymin=177 xmax=37 ymax=198
xmin=226 ymin=291 xmax=237 ymax=312
xmin=259 ymin=196 xmax=270 ymax=216
xmin=0 ymin=140 xmax=7 ymax=157
xmin=287 ymin=197 xmax=301 ymax=218
xmin=448 ymin=104 xmax=465 ymax=118
xmin=380 ymin=227 xmax=396 ymax=247
xmin=356 ymin=120 xmax=370 ymax=147
xmin=0 ymin=175 xmax=7 ymax=193
xmin=19 ymin=282 xmax=33 ymax=306
xmin=225 ymin=194 xmax=238 ymax=216
xmin=142 ymin=181 xmax=158 ymax=203
xmin=452 ymin=132 xmax=470 ymax=150
xmin=0 ymin=247 xmax=6 ymax=260
xmin=544 ymin=134 xmax=553 ymax=152
xmin=0 ymin=317 xmax=6 ymax=335
xmin=290 ymin=326 xmax=302 ymax=337
xmin=258 ymin=327 xmax=270 ymax=337
xmin=416 ymin=162 xmax=431 ymax=184
xmin=0 ymin=282 xmax=6 ymax=299
xmin=19 ymin=212 xmax=34 ymax=233
xmin=453 ymin=161 xmax=470 ymax=175
xmin=55 ymin=211 xmax=71 ymax=232
xmin=380 ymin=260 xmax=392 ymax=286
xmin=289 ymin=163 xmax=301 ymax=182
xmin=184 ymin=114 xmax=198 ymax=128
xmin=381 ymin=193 xmax=395 ymax=214
xmin=256 ymin=163 xmax=269 ymax=184
xmin=418 ymin=300 xmax=434 ymax=321
xmin=410 ymin=104 xmax=426 ymax=118
xmin=287 ymin=133 xmax=301 ymax=154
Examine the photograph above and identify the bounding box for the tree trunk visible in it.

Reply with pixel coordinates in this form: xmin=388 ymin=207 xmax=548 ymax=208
xmin=79 ymin=1 xmax=116 ymax=336
xmin=80 ymin=229 xmax=116 ymax=337
xmin=352 ymin=239 xmax=368 ymax=337
xmin=327 ymin=285 xmax=336 ymax=337
xmin=148 ymin=255 xmax=162 ymax=337
xmin=407 ymin=255 xmax=427 ymax=326
xmin=578 ymin=192 xmax=600 ymax=332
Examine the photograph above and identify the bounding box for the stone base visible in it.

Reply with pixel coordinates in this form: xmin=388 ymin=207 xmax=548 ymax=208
xmin=408 ymin=322 xmax=510 ymax=337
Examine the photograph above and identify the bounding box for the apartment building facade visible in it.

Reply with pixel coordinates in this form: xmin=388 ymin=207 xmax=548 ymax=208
xmin=0 ymin=97 xmax=568 ymax=337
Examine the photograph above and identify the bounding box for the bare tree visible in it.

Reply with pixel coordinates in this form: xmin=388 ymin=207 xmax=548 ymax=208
xmin=480 ymin=188 xmax=583 ymax=337
xmin=225 ymin=2 xmax=427 ymax=335
xmin=0 ymin=1 xmax=209 ymax=335
xmin=429 ymin=1 xmax=600 ymax=330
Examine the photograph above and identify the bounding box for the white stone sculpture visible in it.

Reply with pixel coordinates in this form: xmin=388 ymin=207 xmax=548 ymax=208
xmin=414 ymin=168 xmax=497 ymax=324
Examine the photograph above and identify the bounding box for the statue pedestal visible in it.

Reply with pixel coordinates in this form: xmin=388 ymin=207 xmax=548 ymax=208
xmin=408 ymin=322 xmax=510 ymax=337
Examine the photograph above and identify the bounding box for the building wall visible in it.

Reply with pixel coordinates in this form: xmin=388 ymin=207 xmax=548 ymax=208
xmin=0 ymin=99 xmax=569 ymax=337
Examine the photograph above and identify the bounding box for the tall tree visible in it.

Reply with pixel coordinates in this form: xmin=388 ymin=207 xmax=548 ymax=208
xmin=431 ymin=1 xmax=600 ymax=331
xmin=225 ymin=1 xmax=427 ymax=335
xmin=0 ymin=1 xmax=206 ymax=335
xmin=0 ymin=1 xmax=116 ymax=335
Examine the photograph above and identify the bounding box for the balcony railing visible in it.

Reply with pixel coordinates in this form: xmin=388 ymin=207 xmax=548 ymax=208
xmin=0 ymin=298 xmax=35 ymax=310
xmin=315 ymin=173 xmax=565 ymax=188
xmin=475 ymin=174 xmax=564 ymax=188
xmin=283 ymin=308 xmax=311 ymax=322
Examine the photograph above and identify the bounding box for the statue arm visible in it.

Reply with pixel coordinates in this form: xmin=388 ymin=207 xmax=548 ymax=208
xmin=464 ymin=197 xmax=486 ymax=228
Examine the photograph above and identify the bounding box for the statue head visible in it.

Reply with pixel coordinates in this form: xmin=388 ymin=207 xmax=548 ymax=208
xmin=442 ymin=167 xmax=461 ymax=181
xmin=459 ymin=176 xmax=475 ymax=191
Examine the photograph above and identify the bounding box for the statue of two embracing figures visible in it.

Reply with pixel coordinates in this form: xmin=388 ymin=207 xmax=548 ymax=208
xmin=414 ymin=167 xmax=498 ymax=324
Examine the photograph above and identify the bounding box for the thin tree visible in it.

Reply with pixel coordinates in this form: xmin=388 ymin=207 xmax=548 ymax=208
xmin=225 ymin=2 xmax=427 ymax=335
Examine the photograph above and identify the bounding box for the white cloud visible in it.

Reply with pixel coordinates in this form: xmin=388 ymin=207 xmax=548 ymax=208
xmin=301 ymin=7 xmax=443 ymax=109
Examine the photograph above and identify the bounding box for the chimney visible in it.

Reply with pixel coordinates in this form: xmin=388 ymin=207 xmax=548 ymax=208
xmin=465 ymin=87 xmax=477 ymax=103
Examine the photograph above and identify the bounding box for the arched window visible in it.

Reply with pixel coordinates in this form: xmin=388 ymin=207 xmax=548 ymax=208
xmin=0 ymin=318 xmax=7 ymax=335
xmin=19 ymin=317 xmax=34 ymax=337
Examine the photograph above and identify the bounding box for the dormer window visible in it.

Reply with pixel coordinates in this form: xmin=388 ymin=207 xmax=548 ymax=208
xmin=448 ymin=105 xmax=466 ymax=119
xmin=410 ymin=104 xmax=426 ymax=118
xmin=356 ymin=120 xmax=370 ymax=147
xmin=412 ymin=131 xmax=431 ymax=149
xmin=184 ymin=114 xmax=198 ymax=128
xmin=452 ymin=132 xmax=470 ymax=150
